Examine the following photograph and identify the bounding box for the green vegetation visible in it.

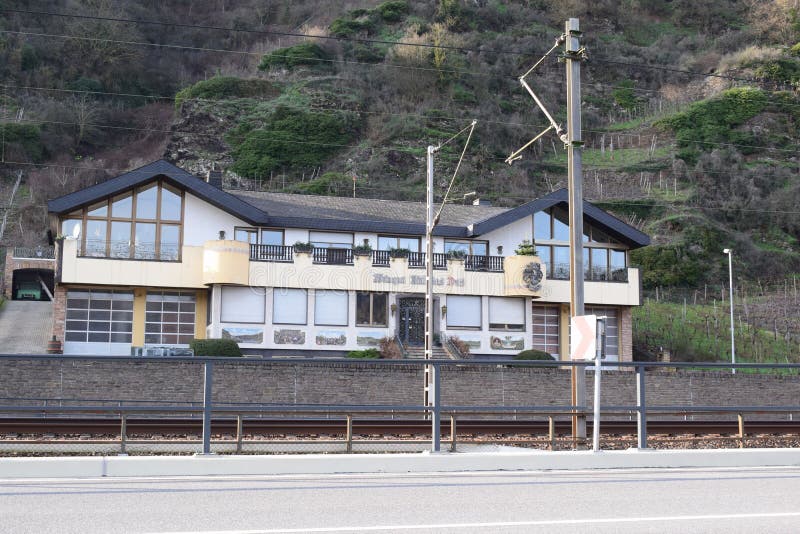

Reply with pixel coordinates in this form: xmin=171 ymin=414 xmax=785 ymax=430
xmin=174 ymin=76 xmax=278 ymax=108
xmin=611 ymin=80 xmax=641 ymax=111
xmin=287 ymin=172 xmax=353 ymax=195
xmin=634 ymin=301 xmax=798 ymax=364
xmin=346 ymin=348 xmax=382 ymax=358
xmin=258 ymin=43 xmax=331 ymax=70
xmin=190 ymin=338 xmax=242 ymax=357
xmin=330 ymin=1 xmax=409 ymax=37
xmin=0 ymin=123 xmax=45 ymax=162
xmin=514 ymin=349 xmax=554 ymax=360
xmin=656 ymin=87 xmax=769 ymax=164
xmin=226 ymin=105 xmax=361 ymax=177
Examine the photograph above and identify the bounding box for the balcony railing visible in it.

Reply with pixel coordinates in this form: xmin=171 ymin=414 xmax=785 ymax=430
xmin=78 ymin=240 xmax=179 ymax=261
xmin=548 ymin=262 xmax=629 ymax=282
xmin=250 ymin=244 xmax=293 ymax=262
xmin=249 ymin=246 xmax=505 ymax=272
xmin=12 ymin=246 xmax=55 ymax=260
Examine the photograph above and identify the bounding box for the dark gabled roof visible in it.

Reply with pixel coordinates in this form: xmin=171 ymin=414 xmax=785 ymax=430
xmin=231 ymin=191 xmax=507 ymax=237
xmin=47 ymin=159 xmax=267 ymax=225
xmin=470 ymin=189 xmax=650 ymax=247
xmin=47 ymin=160 xmax=650 ymax=248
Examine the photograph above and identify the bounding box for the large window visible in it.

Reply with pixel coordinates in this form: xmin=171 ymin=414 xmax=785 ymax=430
xmin=314 ymin=290 xmax=348 ymax=326
xmin=145 ymin=291 xmax=196 ymax=345
xmin=234 ymin=227 xmax=258 ymax=244
xmin=273 ymin=288 xmax=307 ymax=325
xmin=221 ymin=286 xmax=265 ymax=323
xmin=444 ymin=240 xmax=488 ymax=256
xmin=72 ymin=181 xmax=183 ymax=261
xmin=378 ymin=235 xmax=420 ymax=252
xmin=489 ymin=297 xmax=525 ymax=331
xmin=446 ymin=295 xmax=481 ymax=328
xmin=65 ymin=290 xmax=133 ymax=344
xmin=532 ymin=305 xmax=560 ymax=358
xmin=356 ymin=292 xmax=387 ymax=326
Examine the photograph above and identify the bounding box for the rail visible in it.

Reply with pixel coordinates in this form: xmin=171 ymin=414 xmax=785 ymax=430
xmin=12 ymin=246 xmax=55 ymax=260
xmin=249 ymin=244 xmax=293 ymax=262
xmin=0 ymin=355 xmax=798 ymax=454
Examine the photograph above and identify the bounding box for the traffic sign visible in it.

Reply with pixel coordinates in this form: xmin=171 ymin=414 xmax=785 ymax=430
xmin=570 ymin=314 xmax=597 ymax=360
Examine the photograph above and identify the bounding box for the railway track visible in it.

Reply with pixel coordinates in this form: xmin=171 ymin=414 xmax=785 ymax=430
xmin=2 ymin=417 xmax=799 ymax=436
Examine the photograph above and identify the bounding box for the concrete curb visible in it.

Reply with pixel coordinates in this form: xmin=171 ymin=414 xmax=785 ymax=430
xmin=2 ymin=448 xmax=800 ymax=479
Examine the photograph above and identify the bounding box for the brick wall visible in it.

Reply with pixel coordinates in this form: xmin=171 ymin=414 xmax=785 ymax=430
xmin=619 ymin=307 xmax=633 ymax=361
xmin=0 ymin=360 xmax=798 ymax=417
xmin=51 ymin=285 xmax=67 ymax=342
xmin=3 ymin=250 xmax=56 ymax=300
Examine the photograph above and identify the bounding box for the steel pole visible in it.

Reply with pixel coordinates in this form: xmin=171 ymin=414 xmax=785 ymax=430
xmin=201 ymin=361 xmax=213 ymax=455
xmin=727 ymin=250 xmax=736 ymax=375
xmin=424 ymin=146 xmax=440 ymax=450
xmin=565 ymin=17 xmax=587 ymax=447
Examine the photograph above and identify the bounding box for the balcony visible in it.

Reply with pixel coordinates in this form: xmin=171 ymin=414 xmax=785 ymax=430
xmin=12 ymin=246 xmax=55 ymax=260
xmin=249 ymin=245 xmax=505 ymax=272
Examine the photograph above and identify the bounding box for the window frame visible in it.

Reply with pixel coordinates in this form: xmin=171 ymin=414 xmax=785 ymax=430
xmin=377 ymin=235 xmax=421 ymax=252
xmin=445 ymin=295 xmax=482 ymax=329
xmin=272 ymin=288 xmax=308 ymax=325
xmin=356 ymin=292 xmax=388 ymax=327
xmin=488 ymin=297 xmax=526 ymax=332
xmin=444 ymin=239 xmax=489 ymax=256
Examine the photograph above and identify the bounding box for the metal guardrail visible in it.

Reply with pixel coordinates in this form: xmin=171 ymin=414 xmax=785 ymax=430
xmin=0 ymin=355 xmax=798 ymax=454
xmin=12 ymin=246 xmax=55 ymax=260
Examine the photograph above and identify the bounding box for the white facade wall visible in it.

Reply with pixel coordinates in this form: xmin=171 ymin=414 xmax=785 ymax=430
xmin=183 ymin=194 xmax=249 ymax=246
xmin=480 ymin=216 xmax=532 ymax=257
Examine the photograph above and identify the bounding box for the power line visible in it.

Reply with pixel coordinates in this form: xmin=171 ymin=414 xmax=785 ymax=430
xmin=4 ymin=7 xmax=789 ymax=90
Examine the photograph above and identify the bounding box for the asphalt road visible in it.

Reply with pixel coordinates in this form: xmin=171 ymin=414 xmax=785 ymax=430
xmin=1 ymin=467 xmax=799 ymax=533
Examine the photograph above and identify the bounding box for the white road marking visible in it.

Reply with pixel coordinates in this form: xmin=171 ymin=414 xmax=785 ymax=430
xmin=146 ymin=511 xmax=800 ymax=533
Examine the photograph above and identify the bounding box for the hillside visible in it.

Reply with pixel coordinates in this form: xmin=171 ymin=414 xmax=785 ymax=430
xmin=1 ymin=0 xmax=798 ymax=360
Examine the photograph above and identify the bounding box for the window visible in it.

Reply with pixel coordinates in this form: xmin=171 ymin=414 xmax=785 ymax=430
xmin=489 ymin=297 xmax=525 ymax=331
xmin=221 ymin=286 xmax=265 ymax=323
xmin=378 ymin=235 xmax=420 ymax=252
xmin=314 ymin=290 xmax=348 ymax=326
xmin=610 ymin=249 xmax=627 ymax=281
xmin=65 ymin=290 xmax=133 ymax=344
xmin=261 ymin=229 xmax=284 ymax=246
xmin=356 ymin=292 xmax=387 ymax=326
xmin=309 ymin=231 xmax=353 ymax=249
xmin=444 ymin=240 xmax=488 ymax=256
xmin=273 ymin=288 xmax=307 ymax=324
xmin=70 ymin=181 xmax=184 ymax=261
xmin=533 ymin=210 xmax=551 ymax=241
xmin=234 ymin=227 xmax=258 ymax=244
xmin=145 ymin=291 xmax=196 ymax=345
xmin=532 ymin=305 xmax=560 ymax=358
xmin=446 ymin=295 xmax=481 ymax=328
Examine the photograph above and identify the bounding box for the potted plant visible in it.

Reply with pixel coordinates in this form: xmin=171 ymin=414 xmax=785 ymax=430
xmin=447 ymin=248 xmax=466 ymax=260
xmin=515 ymin=239 xmax=537 ymax=256
xmin=388 ymin=247 xmax=410 ymax=259
xmin=353 ymin=241 xmax=372 ymax=257
xmin=293 ymin=241 xmax=314 ymax=254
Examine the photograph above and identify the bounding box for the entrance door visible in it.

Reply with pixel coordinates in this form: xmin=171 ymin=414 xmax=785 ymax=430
xmin=398 ymin=297 xmax=425 ymax=345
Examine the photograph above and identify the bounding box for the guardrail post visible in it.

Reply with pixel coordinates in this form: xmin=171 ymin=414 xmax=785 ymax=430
xmin=119 ymin=414 xmax=127 ymax=455
xmin=431 ymin=362 xmax=441 ymax=453
xmin=738 ymin=413 xmax=745 ymax=449
xmin=548 ymin=416 xmax=556 ymax=451
xmin=636 ymin=363 xmax=647 ymax=449
xmin=236 ymin=414 xmax=243 ymax=454
xmin=201 ymin=361 xmax=213 ymax=455
xmin=450 ymin=415 xmax=457 ymax=452
xmin=346 ymin=415 xmax=353 ymax=453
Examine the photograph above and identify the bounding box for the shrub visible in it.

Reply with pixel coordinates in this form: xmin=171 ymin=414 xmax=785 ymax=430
xmin=515 ymin=239 xmax=537 ymax=256
xmin=258 ymin=43 xmax=330 ymax=70
xmin=190 ymin=338 xmax=242 ymax=357
xmin=174 ymin=76 xmax=278 ymax=108
xmin=330 ymin=17 xmax=376 ymax=37
xmin=388 ymin=247 xmax=410 ymax=258
xmin=347 ymin=348 xmax=381 ymax=358
xmin=514 ymin=349 xmax=554 ymax=361
xmin=353 ymin=242 xmax=373 ymax=256
xmin=0 ymin=123 xmax=45 ymax=162
xmin=447 ymin=248 xmax=466 ymax=260
xmin=227 ymin=105 xmax=361 ymax=177
xmin=379 ymin=337 xmax=403 ymax=359
xmin=66 ymin=77 xmax=104 ymax=95
xmin=378 ymin=1 xmax=409 ymax=22
xmin=292 ymin=241 xmax=314 ymax=253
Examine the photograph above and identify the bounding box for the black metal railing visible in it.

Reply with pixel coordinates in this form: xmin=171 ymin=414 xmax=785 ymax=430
xmin=312 ymin=247 xmax=353 ymax=265
xmin=372 ymin=250 xmax=390 ymax=267
xmin=464 ymin=254 xmax=504 ymax=272
xmin=249 ymin=244 xmax=293 ymax=262
xmin=12 ymin=246 xmax=55 ymax=260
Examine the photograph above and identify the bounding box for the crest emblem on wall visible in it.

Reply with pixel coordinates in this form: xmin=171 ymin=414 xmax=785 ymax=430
xmin=522 ymin=262 xmax=543 ymax=292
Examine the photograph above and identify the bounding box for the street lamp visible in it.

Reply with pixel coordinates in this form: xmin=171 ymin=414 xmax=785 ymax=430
xmin=723 ymin=249 xmax=735 ymax=374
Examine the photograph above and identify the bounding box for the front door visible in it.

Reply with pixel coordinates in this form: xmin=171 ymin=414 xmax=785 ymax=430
xmin=398 ymin=297 xmax=425 ymax=346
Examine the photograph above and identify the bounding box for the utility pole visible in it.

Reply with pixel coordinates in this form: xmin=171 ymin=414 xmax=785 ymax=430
xmin=424 ymin=144 xmax=440 ymax=452
xmin=565 ymin=18 xmax=587 ymax=447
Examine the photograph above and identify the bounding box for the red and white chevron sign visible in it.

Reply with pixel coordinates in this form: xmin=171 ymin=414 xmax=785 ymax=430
xmin=570 ymin=314 xmax=597 ymax=360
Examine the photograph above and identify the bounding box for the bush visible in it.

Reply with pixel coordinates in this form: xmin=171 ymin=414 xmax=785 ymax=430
xmin=347 ymin=348 xmax=381 ymax=358
xmin=515 ymin=239 xmax=537 ymax=256
xmin=292 ymin=241 xmax=314 ymax=253
xmin=330 ymin=17 xmax=376 ymax=37
xmin=378 ymin=1 xmax=409 ymax=22
xmin=0 ymin=123 xmax=45 ymax=162
xmin=190 ymin=338 xmax=242 ymax=357
xmin=388 ymin=247 xmax=410 ymax=258
xmin=514 ymin=349 xmax=554 ymax=360
xmin=227 ymin=105 xmax=361 ymax=177
xmin=66 ymin=77 xmax=104 ymax=94
xmin=258 ymin=43 xmax=331 ymax=70
xmin=379 ymin=337 xmax=403 ymax=359
xmin=174 ymin=76 xmax=278 ymax=108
